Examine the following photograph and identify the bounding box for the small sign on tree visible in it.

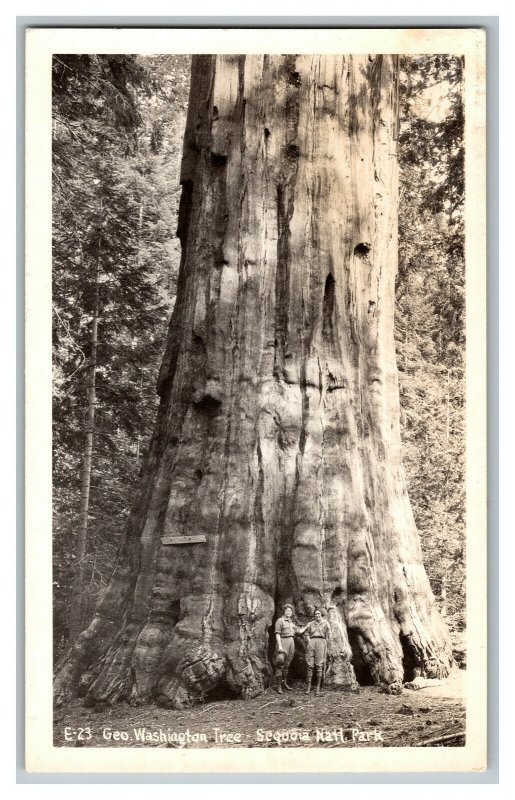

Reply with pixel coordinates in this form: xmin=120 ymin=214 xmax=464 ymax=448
xmin=161 ymin=534 xmax=207 ymax=545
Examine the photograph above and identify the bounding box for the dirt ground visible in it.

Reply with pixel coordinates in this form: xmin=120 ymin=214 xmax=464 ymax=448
xmin=54 ymin=668 xmax=465 ymax=749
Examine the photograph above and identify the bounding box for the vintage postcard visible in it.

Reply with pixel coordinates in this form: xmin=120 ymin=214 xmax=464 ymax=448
xmin=25 ymin=27 xmax=487 ymax=774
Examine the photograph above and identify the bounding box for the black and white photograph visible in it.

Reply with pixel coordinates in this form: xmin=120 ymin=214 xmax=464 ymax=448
xmin=25 ymin=27 xmax=487 ymax=774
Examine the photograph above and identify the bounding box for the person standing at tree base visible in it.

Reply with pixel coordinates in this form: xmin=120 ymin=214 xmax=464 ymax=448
xmin=299 ymin=609 xmax=332 ymax=696
xmin=274 ymin=604 xmax=300 ymax=693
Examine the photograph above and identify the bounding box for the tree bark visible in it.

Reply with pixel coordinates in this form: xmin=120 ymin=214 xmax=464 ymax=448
xmin=55 ymin=55 xmax=453 ymax=707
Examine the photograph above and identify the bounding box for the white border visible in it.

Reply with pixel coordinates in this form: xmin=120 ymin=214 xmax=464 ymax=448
xmin=25 ymin=27 xmax=487 ymax=773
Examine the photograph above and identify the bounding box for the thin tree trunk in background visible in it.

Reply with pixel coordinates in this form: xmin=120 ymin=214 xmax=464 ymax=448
xmin=135 ymin=376 xmax=143 ymax=462
xmin=68 ymin=222 xmax=101 ymax=641
xmin=136 ymin=201 xmax=144 ymax=268
xmin=56 ymin=56 xmax=453 ymax=707
xmin=446 ymin=367 xmax=451 ymax=444
xmin=134 ymin=204 xmax=145 ymax=463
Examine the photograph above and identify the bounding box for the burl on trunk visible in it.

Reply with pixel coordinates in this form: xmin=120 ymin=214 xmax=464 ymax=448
xmin=55 ymin=55 xmax=453 ymax=708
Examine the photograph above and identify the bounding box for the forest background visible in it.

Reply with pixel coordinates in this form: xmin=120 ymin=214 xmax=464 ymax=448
xmin=51 ymin=53 xmax=466 ymax=664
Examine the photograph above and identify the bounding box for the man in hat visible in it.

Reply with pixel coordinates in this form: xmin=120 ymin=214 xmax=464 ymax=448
xmin=274 ymin=604 xmax=300 ymax=693
xmin=299 ymin=608 xmax=333 ymax=696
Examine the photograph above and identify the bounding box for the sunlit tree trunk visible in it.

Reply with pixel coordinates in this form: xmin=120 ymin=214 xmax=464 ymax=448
xmin=55 ymin=55 xmax=452 ymax=707
xmin=68 ymin=223 xmax=101 ymax=641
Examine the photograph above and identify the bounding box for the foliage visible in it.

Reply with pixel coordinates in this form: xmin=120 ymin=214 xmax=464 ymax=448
xmin=52 ymin=55 xmax=190 ymax=653
xmin=396 ymin=55 xmax=465 ymax=634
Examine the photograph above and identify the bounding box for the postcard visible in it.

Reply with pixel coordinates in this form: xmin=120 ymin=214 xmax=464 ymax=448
xmin=25 ymin=26 xmax=486 ymax=774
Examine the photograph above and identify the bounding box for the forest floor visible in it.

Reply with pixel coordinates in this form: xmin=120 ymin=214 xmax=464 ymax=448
xmin=53 ymin=668 xmax=465 ymax=749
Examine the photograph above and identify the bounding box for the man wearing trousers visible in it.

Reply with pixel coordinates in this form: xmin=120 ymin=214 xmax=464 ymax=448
xmin=300 ymin=609 xmax=332 ymax=695
xmin=274 ymin=604 xmax=299 ymax=693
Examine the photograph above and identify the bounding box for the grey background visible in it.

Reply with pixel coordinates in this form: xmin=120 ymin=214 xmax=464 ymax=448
xmin=17 ymin=14 xmax=499 ymax=785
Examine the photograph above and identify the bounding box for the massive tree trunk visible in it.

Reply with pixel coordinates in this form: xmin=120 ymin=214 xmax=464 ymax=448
xmin=55 ymin=54 xmax=453 ymax=708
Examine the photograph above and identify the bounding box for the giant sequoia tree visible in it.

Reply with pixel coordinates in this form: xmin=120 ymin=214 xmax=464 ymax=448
xmin=55 ymin=54 xmax=453 ymax=708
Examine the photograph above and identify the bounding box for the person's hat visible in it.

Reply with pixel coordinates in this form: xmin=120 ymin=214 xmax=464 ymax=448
xmin=274 ymin=650 xmax=286 ymax=667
